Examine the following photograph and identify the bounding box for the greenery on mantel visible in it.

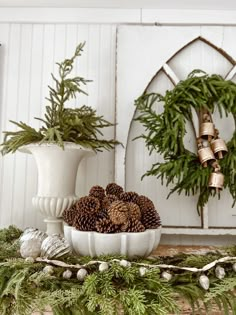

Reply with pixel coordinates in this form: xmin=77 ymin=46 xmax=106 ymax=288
xmin=1 ymin=43 xmax=118 ymax=154
xmin=0 ymin=226 xmax=236 ymax=315
xmin=135 ymin=70 xmax=236 ymax=211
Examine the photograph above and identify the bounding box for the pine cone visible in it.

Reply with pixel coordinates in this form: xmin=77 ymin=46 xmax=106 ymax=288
xmin=73 ymin=213 xmax=97 ymax=231
xmin=142 ymin=209 xmax=161 ymax=229
xmin=108 ymin=200 xmax=129 ymax=225
xmin=96 ymin=218 xmax=120 ymax=233
xmin=76 ymin=196 xmax=100 ymax=214
xmin=96 ymin=208 xmax=109 ymax=220
xmin=102 ymin=194 xmax=118 ymax=210
xmin=136 ymin=195 xmax=155 ymax=213
xmin=119 ymin=191 xmax=139 ymax=203
xmin=127 ymin=202 xmax=141 ymax=221
xmin=105 ymin=183 xmax=124 ymax=197
xmin=89 ymin=185 xmax=105 ymax=201
xmin=62 ymin=205 xmax=78 ymax=226
xmin=124 ymin=218 xmax=145 ymax=233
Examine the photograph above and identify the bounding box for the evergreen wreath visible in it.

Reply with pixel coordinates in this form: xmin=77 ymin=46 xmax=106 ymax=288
xmin=1 ymin=43 xmax=118 ymax=154
xmin=135 ymin=70 xmax=236 ymax=211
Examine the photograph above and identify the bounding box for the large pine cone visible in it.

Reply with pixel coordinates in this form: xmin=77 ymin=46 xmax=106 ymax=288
xmin=127 ymin=202 xmax=141 ymax=221
xmin=108 ymin=200 xmax=129 ymax=225
xmin=124 ymin=218 xmax=145 ymax=233
xmin=62 ymin=205 xmax=78 ymax=226
xmin=105 ymin=183 xmax=124 ymax=197
xmin=89 ymin=185 xmax=105 ymax=201
xmin=96 ymin=218 xmax=120 ymax=233
xmin=136 ymin=195 xmax=155 ymax=213
xmin=119 ymin=191 xmax=139 ymax=203
xmin=102 ymin=194 xmax=118 ymax=210
xmin=142 ymin=209 xmax=161 ymax=229
xmin=76 ymin=196 xmax=100 ymax=214
xmin=73 ymin=213 xmax=97 ymax=231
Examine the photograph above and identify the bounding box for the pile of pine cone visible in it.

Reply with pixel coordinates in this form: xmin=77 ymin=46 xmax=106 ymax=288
xmin=62 ymin=183 xmax=161 ymax=233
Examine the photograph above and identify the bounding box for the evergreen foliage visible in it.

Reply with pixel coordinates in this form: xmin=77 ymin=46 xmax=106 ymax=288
xmin=1 ymin=43 xmax=118 ymax=154
xmin=135 ymin=70 xmax=236 ymax=211
xmin=0 ymin=226 xmax=235 ymax=315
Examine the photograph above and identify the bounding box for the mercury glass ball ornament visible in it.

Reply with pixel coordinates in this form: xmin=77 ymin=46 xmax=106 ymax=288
xmin=41 ymin=234 xmax=72 ymax=259
xmin=20 ymin=239 xmax=42 ymax=259
xmin=20 ymin=228 xmax=47 ymax=244
xmin=199 ymin=274 xmax=210 ymax=290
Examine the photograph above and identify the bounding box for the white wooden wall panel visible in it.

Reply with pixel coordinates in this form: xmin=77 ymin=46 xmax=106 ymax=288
xmin=0 ymin=23 xmax=117 ymax=230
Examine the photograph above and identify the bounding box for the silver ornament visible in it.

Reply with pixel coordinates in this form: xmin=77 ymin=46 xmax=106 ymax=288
xmin=20 ymin=239 xmax=42 ymax=258
xmin=99 ymin=262 xmax=109 ymax=272
xmin=199 ymin=275 xmax=210 ymax=290
xmin=233 ymin=263 xmax=236 ymax=272
xmin=43 ymin=265 xmax=54 ymax=275
xmin=120 ymin=259 xmax=131 ymax=268
xmin=25 ymin=257 xmax=35 ymax=263
xmin=139 ymin=267 xmax=148 ymax=277
xmin=77 ymin=268 xmax=88 ymax=281
xmin=20 ymin=228 xmax=47 ymax=244
xmin=63 ymin=269 xmax=72 ymax=279
xmin=215 ymin=266 xmax=225 ymax=280
xmin=161 ymin=271 xmax=172 ymax=281
xmin=41 ymin=234 xmax=71 ymax=259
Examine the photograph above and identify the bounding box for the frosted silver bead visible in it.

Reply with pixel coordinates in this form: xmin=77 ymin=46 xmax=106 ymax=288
xmin=25 ymin=257 xmax=35 ymax=263
xmin=77 ymin=269 xmax=88 ymax=281
xmin=99 ymin=262 xmax=109 ymax=272
xmin=233 ymin=263 xmax=236 ymax=272
xmin=139 ymin=267 xmax=148 ymax=277
xmin=20 ymin=239 xmax=42 ymax=259
xmin=215 ymin=266 xmax=225 ymax=280
xmin=43 ymin=265 xmax=54 ymax=275
xmin=199 ymin=275 xmax=210 ymax=290
xmin=120 ymin=259 xmax=131 ymax=268
xmin=63 ymin=269 xmax=73 ymax=279
xmin=161 ymin=271 xmax=172 ymax=281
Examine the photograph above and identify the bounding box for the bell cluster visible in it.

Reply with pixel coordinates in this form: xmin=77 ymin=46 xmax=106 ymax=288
xmin=197 ymin=111 xmax=228 ymax=191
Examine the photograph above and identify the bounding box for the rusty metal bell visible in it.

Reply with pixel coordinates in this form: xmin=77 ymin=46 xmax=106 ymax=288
xmin=208 ymin=171 xmax=224 ymax=190
xmin=211 ymin=138 xmax=228 ymax=159
xmin=198 ymin=147 xmax=216 ymax=167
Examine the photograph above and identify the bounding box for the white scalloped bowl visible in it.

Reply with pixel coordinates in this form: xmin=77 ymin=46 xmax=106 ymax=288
xmin=64 ymin=225 xmax=161 ymax=258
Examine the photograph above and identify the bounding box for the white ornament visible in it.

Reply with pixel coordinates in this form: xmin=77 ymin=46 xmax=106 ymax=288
xmin=233 ymin=263 xmax=236 ymax=272
xmin=77 ymin=268 xmax=88 ymax=281
xmin=99 ymin=262 xmax=109 ymax=272
xmin=20 ymin=239 xmax=42 ymax=258
xmin=43 ymin=265 xmax=54 ymax=275
xmin=215 ymin=266 xmax=225 ymax=280
xmin=199 ymin=275 xmax=210 ymax=290
xmin=120 ymin=259 xmax=131 ymax=268
xmin=63 ymin=269 xmax=72 ymax=279
xmin=41 ymin=234 xmax=71 ymax=259
xmin=161 ymin=271 xmax=172 ymax=281
xmin=139 ymin=267 xmax=148 ymax=277
xmin=20 ymin=228 xmax=47 ymax=244
xmin=25 ymin=257 xmax=35 ymax=263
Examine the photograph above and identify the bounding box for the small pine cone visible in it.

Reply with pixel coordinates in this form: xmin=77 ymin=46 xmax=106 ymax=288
xmin=108 ymin=200 xmax=129 ymax=225
xmin=102 ymin=194 xmax=118 ymax=210
xmin=119 ymin=191 xmax=139 ymax=203
xmin=96 ymin=218 xmax=120 ymax=233
xmin=127 ymin=202 xmax=141 ymax=221
xmin=105 ymin=183 xmax=124 ymax=197
xmin=96 ymin=208 xmax=109 ymax=220
xmin=89 ymin=185 xmax=105 ymax=201
xmin=142 ymin=209 xmax=161 ymax=229
xmin=73 ymin=213 xmax=97 ymax=231
xmin=136 ymin=195 xmax=155 ymax=213
xmin=125 ymin=218 xmax=145 ymax=233
xmin=76 ymin=196 xmax=100 ymax=214
xmin=62 ymin=205 xmax=78 ymax=226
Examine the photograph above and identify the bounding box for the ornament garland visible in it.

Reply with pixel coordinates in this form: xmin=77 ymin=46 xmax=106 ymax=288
xmin=135 ymin=70 xmax=236 ymax=211
xmin=0 ymin=226 xmax=236 ymax=315
xmin=63 ymin=182 xmax=161 ymax=233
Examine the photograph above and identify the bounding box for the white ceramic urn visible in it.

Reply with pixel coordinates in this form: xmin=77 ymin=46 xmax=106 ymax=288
xmin=21 ymin=142 xmax=93 ymax=235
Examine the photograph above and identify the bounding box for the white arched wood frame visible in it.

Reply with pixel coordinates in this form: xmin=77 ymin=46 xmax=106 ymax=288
xmin=115 ymin=29 xmax=236 ymax=236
